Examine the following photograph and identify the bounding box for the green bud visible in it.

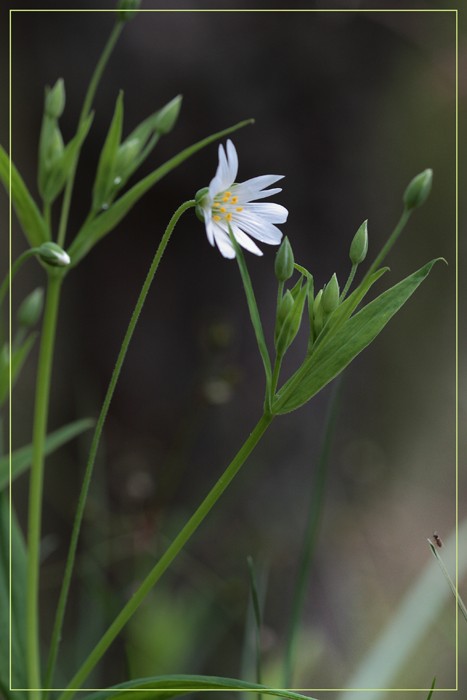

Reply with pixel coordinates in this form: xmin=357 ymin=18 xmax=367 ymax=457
xmin=312 ymin=289 xmax=324 ymax=337
xmin=45 ymin=79 xmax=66 ymax=119
xmin=322 ymin=273 xmax=340 ymax=314
xmin=275 ymin=290 xmax=294 ymax=336
xmin=117 ymin=0 xmax=141 ymax=22
xmin=114 ymin=138 xmax=141 ymax=180
xmin=195 ymin=187 xmax=209 ymax=222
xmin=37 ymin=242 xmax=71 ymax=268
xmin=275 ymin=282 xmax=308 ymax=358
xmin=17 ymin=288 xmax=44 ymax=328
xmin=46 ymin=125 xmax=65 ymax=167
xmin=350 ymin=220 xmax=368 ymax=265
xmin=153 ymin=95 xmax=182 ymax=135
xmin=274 ymin=237 xmax=294 ymax=282
xmin=403 ymin=169 xmax=433 ymax=210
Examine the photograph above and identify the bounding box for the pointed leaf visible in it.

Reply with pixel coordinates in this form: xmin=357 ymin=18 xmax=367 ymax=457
xmin=273 ymin=259 xmax=442 ymax=414
xmin=0 ymin=418 xmax=94 ymax=491
xmin=0 ymin=493 xmax=27 ymax=697
xmin=68 ymin=119 xmax=254 ymax=266
xmin=84 ymin=674 xmax=318 ymax=700
xmin=92 ymin=93 xmax=124 ymax=212
xmin=0 ymin=335 xmax=37 ymax=405
xmin=0 ymin=145 xmax=49 ymax=246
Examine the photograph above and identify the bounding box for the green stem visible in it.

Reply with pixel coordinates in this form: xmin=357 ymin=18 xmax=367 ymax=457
xmin=283 ymin=378 xmax=342 ymax=686
xmin=270 ymin=355 xmax=283 ymax=400
xmin=364 ymin=207 xmax=412 ymax=281
xmin=340 ymin=263 xmax=357 ymax=302
xmin=58 ymin=412 xmax=273 ymax=700
xmin=27 ymin=271 xmax=63 ymax=697
xmin=57 ymin=21 xmax=124 ymax=248
xmin=228 ymin=230 xmax=272 ymax=407
xmin=44 ymin=201 xmax=195 ymax=692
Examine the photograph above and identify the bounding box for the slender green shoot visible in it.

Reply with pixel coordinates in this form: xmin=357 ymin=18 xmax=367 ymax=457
xmin=44 ymin=200 xmax=195 ymax=693
xmin=228 ymin=229 xmax=272 ymax=409
xmin=57 ymin=20 xmax=124 ymax=248
xmin=283 ymin=377 xmax=342 ymax=686
xmin=364 ymin=207 xmax=412 ymax=281
xmin=247 ymin=555 xmax=264 ymax=695
xmin=340 ymin=262 xmax=358 ymax=302
xmin=426 ymin=677 xmax=436 ymax=700
xmin=428 ymin=539 xmax=467 ymax=622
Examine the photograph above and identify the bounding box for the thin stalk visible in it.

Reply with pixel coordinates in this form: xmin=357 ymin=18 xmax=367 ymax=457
xmin=428 ymin=540 xmax=467 ymax=622
xmin=44 ymin=200 xmax=195 ymax=692
xmin=26 ymin=271 xmax=63 ymax=697
xmin=57 ymin=21 xmax=124 ymax=248
xmin=283 ymin=378 xmax=342 ymax=686
xmin=228 ymin=231 xmax=272 ymax=407
xmin=364 ymin=207 xmax=412 ymax=281
xmin=270 ymin=355 xmax=283 ymax=400
xmin=58 ymin=412 xmax=273 ymax=700
xmin=339 ymin=263 xmax=357 ymax=302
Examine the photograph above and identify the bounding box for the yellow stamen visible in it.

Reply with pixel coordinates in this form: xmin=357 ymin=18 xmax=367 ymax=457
xmin=231 ymin=196 xmax=238 ymax=204
xmin=220 ymin=207 xmax=227 ymax=213
xmin=222 ymin=196 xmax=229 ymax=202
xmin=224 ymin=191 xmax=232 ymax=197
xmin=213 ymin=215 xmax=221 ymax=222
xmin=236 ymin=207 xmax=243 ymax=212
xmin=225 ymin=213 xmax=233 ymax=221
xmin=213 ymin=202 xmax=221 ymax=208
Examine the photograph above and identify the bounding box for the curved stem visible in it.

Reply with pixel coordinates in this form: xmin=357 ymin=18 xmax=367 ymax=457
xmin=58 ymin=412 xmax=273 ymax=700
xmin=364 ymin=208 xmax=412 ymax=281
xmin=57 ymin=21 xmax=124 ymax=248
xmin=340 ymin=263 xmax=357 ymax=302
xmin=44 ymin=200 xmax=195 ymax=692
xmin=26 ymin=271 xmax=62 ymax=697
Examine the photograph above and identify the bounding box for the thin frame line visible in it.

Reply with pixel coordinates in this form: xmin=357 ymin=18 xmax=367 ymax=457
xmin=8 ymin=5 xmax=459 ymax=695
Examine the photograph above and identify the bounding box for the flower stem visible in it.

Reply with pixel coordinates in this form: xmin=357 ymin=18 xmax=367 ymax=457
xmin=57 ymin=20 xmax=124 ymax=248
xmin=27 ymin=270 xmax=63 ymax=697
xmin=44 ymin=200 xmax=195 ymax=693
xmin=364 ymin=207 xmax=412 ymax=281
xmin=58 ymin=412 xmax=273 ymax=700
xmin=339 ymin=263 xmax=358 ymax=302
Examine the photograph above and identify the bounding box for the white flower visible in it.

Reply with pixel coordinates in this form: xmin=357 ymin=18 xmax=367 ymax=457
xmin=199 ymin=140 xmax=288 ymax=258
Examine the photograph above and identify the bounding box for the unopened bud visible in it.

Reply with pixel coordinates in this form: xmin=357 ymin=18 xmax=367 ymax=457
xmin=153 ymin=95 xmax=182 ymax=135
xmin=350 ymin=220 xmax=368 ymax=265
xmin=115 ymin=138 xmax=141 ymax=176
xmin=17 ymin=288 xmax=44 ymax=328
xmin=312 ymin=289 xmax=324 ymax=337
xmin=403 ymin=169 xmax=433 ymax=210
xmin=274 ymin=237 xmax=294 ymax=282
xmin=322 ymin=274 xmax=340 ymax=314
xmin=37 ymin=242 xmax=71 ymax=268
xmin=45 ymin=79 xmax=65 ymax=119
xmin=117 ymin=0 xmax=141 ymax=22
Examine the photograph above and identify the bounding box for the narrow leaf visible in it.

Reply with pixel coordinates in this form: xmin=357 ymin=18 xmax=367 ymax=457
xmin=92 ymin=93 xmax=124 ymax=211
xmin=0 ymin=334 xmax=37 ymax=405
xmin=0 ymin=145 xmax=49 ymax=246
xmin=68 ymin=119 xmax=254 ymax=266
xmin=274 ymin=259 xmax=442 ymax=414
xmin=0 ymin=493 xmax=27 ymax=697
xmin=84 ymin=674 xmax=319 ymax=700
xmin=0 ymin=418 xmax=94 ymax=491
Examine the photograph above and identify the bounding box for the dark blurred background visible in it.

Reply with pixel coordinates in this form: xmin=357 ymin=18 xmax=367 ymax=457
xmin=1 ymin=0 xmax=463 ymax=695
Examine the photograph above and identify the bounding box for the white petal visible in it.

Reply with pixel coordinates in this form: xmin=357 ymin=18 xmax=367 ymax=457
xmin=234 ymin=210 xmax=283 ymax=245
xmin=226 ymin=140 xmax=239 ymax=183
xmin=232 ymin=175 xmax=284 ymax=202
xmin=230 ymin=224 xmax=263 ymax=256
xmin=209 ymin=143 xmax=233 ymax=198
xmin=246 ymin=202 xmax=288 ymax=223
xmin=211 ymin=221 xmax=236 ymax=258
xmin=205 ymin=217 xmax=216 ymax=246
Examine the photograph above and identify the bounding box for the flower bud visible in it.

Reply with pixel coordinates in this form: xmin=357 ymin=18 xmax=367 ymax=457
xmin=322 ymin=273 xmax=340 ymax=314
xmin=403 ymin=169 xmax=433 ymax=210
xmin=312 ymin=289 xmax=324 ymax=337
xmin=17 ymin=288 xmax=44 ymax=328
xmin=117 ymin=0 xmax=141 ymax=22
xmin=45 ymin=79 xmax=66 ymax=119
xmin=37 ymin=242 xmax=71 ymax=267
xmin=275 ymin=285 xmax=307 ymax=358
xmin=274 ymin=237 xmax=294 ymax=282
xmin=195 ymin=187 xmax=209 ymax=222
xmin=153 ymin=95 xmax=182 ymax=135
xmin=114 ymin=138 xmax=141 ymax=179
xmin=350 ymin=220 xmax=368 ymax=265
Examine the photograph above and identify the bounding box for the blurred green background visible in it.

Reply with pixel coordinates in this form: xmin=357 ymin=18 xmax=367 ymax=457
xmin=1 ymin=0 xmax=463 ymax=696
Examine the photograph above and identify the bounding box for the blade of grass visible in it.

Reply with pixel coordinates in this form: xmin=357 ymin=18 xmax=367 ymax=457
xmin=428 ymin=538 xmax=467 ymax=622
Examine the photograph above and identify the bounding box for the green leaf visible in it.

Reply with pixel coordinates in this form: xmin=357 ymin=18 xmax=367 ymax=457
xmin=42 ymin=112 xmax=94 ymax=204
xmin=92 ymin=92 xmax=124 ymax=212
xmin=85 ymin=675 xmax=319 ymax=700
xmin=0 ymin=145 xmax=49 ymax=246
xmin=0 ymin=335 xmax=37 ymax=405
xmin=0 ymin=493 xmax=27 ymax=697
xmin=273 ymin=259 xmax=442 ymax=414
xmin=68 ymin=118 xmax=254 ymax=267
xmin=0 ymin=418 xmax=94 ymax=491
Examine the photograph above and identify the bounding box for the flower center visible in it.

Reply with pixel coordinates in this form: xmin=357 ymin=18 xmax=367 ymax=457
xmin=212 ymin=190 xmax=244 ymax=223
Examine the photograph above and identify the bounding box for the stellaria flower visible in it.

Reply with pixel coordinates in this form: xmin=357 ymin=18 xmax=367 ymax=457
xmin=197 ymin=140 xmax=288 ymax=258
